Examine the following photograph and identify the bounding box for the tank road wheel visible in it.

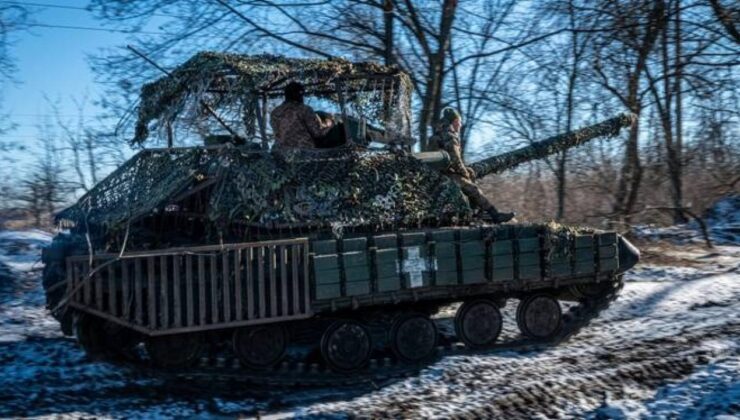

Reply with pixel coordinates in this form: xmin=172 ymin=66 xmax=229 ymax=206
xmin=146 ymin=333 xmax=204 ymax=369
xmin=455 ymin=299 xmax=503 ymax=349
xmin=232 ymin=325 xmax=288 ymax=370
xmin=390 ymin=312 xmax=438 ymax=363
xmin=321 ymin=320 xmax=372 ymax=372
xmin=516 ymin=294 xmax=562 ymax=340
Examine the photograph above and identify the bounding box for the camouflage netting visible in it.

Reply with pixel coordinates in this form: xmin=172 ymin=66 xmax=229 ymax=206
xmin=56 ymin=148 xmax=472 ymax=235
xmin=133 ymin=52 xmax=413 ymax=145
xmin=470 ymin=113 xmax=636 ymax=178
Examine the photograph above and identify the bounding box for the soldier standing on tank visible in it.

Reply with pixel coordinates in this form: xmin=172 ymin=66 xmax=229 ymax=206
xmin=270 ymin=81 xmax=334 ymax=150
xmin=431 ymin=108 xmax=515 ymax=224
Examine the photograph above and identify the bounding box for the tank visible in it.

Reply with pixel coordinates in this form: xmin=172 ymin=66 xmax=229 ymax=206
xmin=42 ymin=53 xmax=640 ymax=373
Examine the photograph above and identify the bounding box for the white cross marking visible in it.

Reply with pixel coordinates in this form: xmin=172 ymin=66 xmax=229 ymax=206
xmin=399 ymin=246 xmax=437 ymax=288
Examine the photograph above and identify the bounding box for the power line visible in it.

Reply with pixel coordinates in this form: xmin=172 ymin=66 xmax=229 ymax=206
xmin=24 ymin=22 xmax=243 ymax=39
xmin=27 ymin=22 xmax=167 ymax=35
xmin=0 ymin=1 xmax=188 ymax=19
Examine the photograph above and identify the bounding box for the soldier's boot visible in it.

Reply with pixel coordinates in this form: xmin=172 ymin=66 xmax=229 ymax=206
xmin=487 ymin=208 xmax=516 ymax=224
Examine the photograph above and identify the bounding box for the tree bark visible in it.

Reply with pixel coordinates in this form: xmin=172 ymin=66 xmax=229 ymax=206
xmin=416 ymin=0 xmax=457 ymax=150
xmin=612 ymin=0 xmax=667 ymax=223
xmin=672 ymin=1 xmax=686 ymax=223
xmin=383 ymin=0 xmax=394 ymax=66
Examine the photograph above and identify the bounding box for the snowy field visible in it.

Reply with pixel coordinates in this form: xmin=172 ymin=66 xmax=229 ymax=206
xmin=0 ymin=208 xmax=738 ymax=418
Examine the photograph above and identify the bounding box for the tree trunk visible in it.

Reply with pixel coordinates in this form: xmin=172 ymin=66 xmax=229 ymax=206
xmin=383 ymin=0 xmax=394 ymax=66
xmin=418 ymin=0 xmax=457 ymax=150
xmin=612 ymin=0 xmax=666 ymax=223
xmin=672 ymin=1 xmax=686 ymax=223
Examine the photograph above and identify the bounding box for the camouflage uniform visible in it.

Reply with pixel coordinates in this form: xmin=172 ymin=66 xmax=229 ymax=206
xmin=431 ymin=123 xmax=498 ymax=214
xmin=270 ymin=102 xmax=333 ymax=150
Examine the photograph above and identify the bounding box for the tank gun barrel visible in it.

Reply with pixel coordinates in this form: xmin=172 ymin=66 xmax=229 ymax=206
xmin=469 ymin=113 xmax=635 ymax=179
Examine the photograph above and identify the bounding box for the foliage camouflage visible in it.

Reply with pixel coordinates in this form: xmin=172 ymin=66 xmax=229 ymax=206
xmin=56 ymin=114 xmax=635 ymax=238
xmin=470 ymin=113 xmax=636 ymax=178
xmin=134 ymin=52 xmax=413 ymax=145
xmin=56 ymin=147 xmax=472 ymax=235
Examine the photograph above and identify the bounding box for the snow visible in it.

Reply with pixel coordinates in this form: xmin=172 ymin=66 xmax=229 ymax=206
xmin=634 ymin=194 xmax=740 ymax=246
xmin=0 ymin=196 xmax=738 ymax=418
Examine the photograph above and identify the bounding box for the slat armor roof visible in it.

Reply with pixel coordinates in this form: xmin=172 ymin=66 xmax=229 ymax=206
xmin=134 ymin=52 xmax=413 ymax=144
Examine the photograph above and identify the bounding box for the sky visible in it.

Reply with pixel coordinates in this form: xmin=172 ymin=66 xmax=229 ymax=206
xmin=2 ymin=0 xmax=127 ymax=148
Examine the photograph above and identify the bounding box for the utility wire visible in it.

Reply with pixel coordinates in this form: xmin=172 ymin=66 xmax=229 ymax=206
xmin=26 ymin=22 xmax=170 ymax=35
xmin=24 ymin=22 xmax=244 ymax=39
xmin=0 ymin=1 xmax=188 ymax=19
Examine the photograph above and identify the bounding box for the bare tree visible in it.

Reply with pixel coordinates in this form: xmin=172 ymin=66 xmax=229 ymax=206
xmin=88 ymin=1 xmax=560 ymax=151
xmin=0 ymin=3 xmax=28 ymax=142
xmin=15 ymin=121 xmax=67 ymax=227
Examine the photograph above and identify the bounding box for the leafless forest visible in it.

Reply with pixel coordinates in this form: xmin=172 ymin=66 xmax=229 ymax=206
xmin=0 ymin=0 xmax=737 ymax=229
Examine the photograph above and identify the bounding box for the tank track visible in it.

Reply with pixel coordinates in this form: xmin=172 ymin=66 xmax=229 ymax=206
xmin=77 ymin=276 xmax=624 ymax=389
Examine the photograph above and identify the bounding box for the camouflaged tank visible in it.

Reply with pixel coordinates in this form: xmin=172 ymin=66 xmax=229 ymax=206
xmin=42 ymin=53 xmax=640 ymax=372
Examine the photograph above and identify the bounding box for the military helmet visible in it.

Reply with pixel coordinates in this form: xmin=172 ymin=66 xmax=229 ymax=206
xmin=441 ymin=108 xmax=462 ymax=124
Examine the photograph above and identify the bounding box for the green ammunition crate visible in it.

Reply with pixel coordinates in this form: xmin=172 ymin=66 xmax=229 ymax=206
xmin=492 ymin=266 xmax=514 ymax=281
xmin=376 ymin=263 xmax=398 ymax=278
xmin=599 ymin=258 xmax=618 ymax=271
xmin=459 ymin=228 xmax=482 ymax=241
xmin=436 ymin=257 xmax=457 ymax=272
xmin=373 ymin=234 xmax=397 ymax=249
xmin=435 ymin=270 xmax=458 ymax=285
xmin=515 ymin=225 xmax=539 ymax=238
xmin=492 ymin=254 xmax=513 ymax=268
xmin=342 ymin=237 xmax=367 ymax=252
xmin=519 ymin=265 xmax=542 ymax=280
xmin=551 ymin=263 xmax=572 ymax=277
xmin=435 ymin=242 xmax=456 ymax=258
xmin=461 ymin=255 xmax=485 ymax=270
xmin=343 ymin=251 xmax=368 ymax=268
xmin=315 ymin=269 xmax=341 ymax=285
xmin=312 ymin=240 xmax=337 ymax=255
xmin=575 ymin=235 xmax=594 ymax=248
xmin=345 ymin=265 xmax=370 ymax=282
xmin=401 ymin=232 xmax=427 ymax=246
xmin=462 ymin=268 xmax=486 ymax=284
xmin=313 ymin=254 xmax=339 ymax=271
xmin=375 ymin=248 xmax=399 ymax=264
xmin=519 ymin=252 xmax=540 ymax=266
xmin=315 ymin=283 xmax=341 ymax=300
xmin=460 ymin=241 xmax=486 ymax=256
xmin=550 ymin=252 xmax=570 ymax=265
xmin=599 ymin=245 xmax=617 ymax=259
xmin=346 ymin=281 xmax=371 ymax=296
xmin=598 ymin=232 xmax=618 ymax=245
xmin=431 ymin=230 xmax=455 ymax=242
xmin=492 ymin=240 xmax=512 ymax=256
xmin=575 ymin=248 xmax=594 ymax=262
xmin=377 ymin=276 xmax=401 ymax=292
xmin=575 ymin=261 xmax=595 ymax=275
xmin=518 ymin=237 xmax=540 ymax=253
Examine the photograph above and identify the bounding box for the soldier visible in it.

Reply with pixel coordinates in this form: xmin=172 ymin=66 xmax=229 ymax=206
xmin=431 ymin=108 xmax=515 ymax=224
xmin=270 ymin=81 xmax=334 ymax=150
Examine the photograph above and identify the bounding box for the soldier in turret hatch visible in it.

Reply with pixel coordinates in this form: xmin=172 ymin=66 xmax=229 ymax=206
xmin=431 ymin=108 xmax=515 ymax=224
xmin=270 ymin=81 xmax=334 ymax=150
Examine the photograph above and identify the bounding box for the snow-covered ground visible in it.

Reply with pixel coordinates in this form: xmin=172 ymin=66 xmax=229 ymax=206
xmin=0 ymin=207 xmax=738 ymax=418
